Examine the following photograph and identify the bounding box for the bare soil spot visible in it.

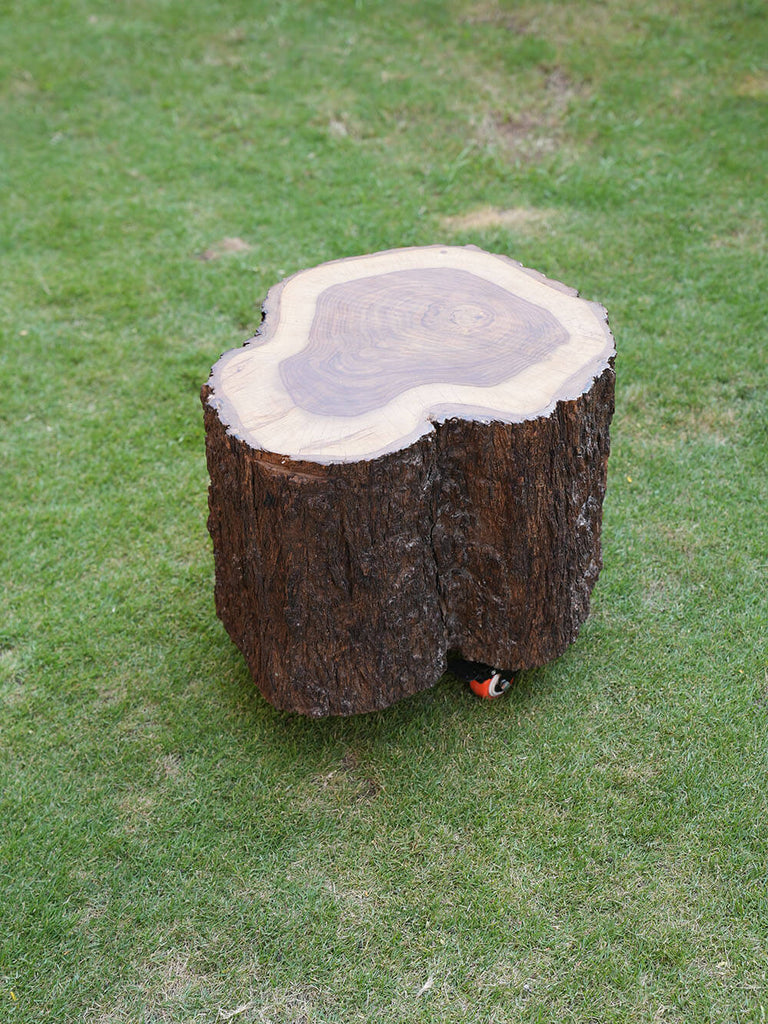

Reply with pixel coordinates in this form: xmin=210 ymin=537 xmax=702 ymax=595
xmin=493 ymin=111 xmax=545 ymax=143
xmin=118 ymin=787 xmax=157 ymax=832
xmin=310 ymin=749 xmax=383 ymax=806
xmin=463 ymin=1 xmax=532 ymax=33
xmin=710 ymin=218 xmax=765 ymax=254
xmin=257 ymin=986 xmax=326 ymax=1024
xmin=734 ymin=72 xmax=768 ymax=98
xmin=477 ymin=68 xmax=581 ymax=161
xmin=442 ymin=205 xmax=555 ymax=233
xmin=196 ymin=237 xmax=252 ymax=261
xmin=158 ymin=752 xmax=183 ymax=780
xmin=545 ymin=67 xmax=576 ymax=102
xmin=0 ymin=642 xmax=18 ymax=666
xmin=203 ymin=26 xmax=250 ymax=68
xmin=0 ymin=644 xmax=28 ymax=706
xmin=98 ymin=681 xmax=127 ymax=706
xmin=160 ymin=951 xmax=207 ymax=1001
xmin=9 ymin=70 xmax=38 ymax=97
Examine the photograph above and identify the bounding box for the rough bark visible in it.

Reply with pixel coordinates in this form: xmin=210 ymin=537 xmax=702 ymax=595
xmin=202 ymin=245 xmax=615 ymax=716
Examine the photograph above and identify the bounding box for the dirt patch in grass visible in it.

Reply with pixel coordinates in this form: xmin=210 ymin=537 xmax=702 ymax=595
xmin=479 ymin=110 xmax=557 ymax=161
xmin=477 ymin=68 xmax=582 ymax=160
xmin=463 ymin=1 xmax=532 ymax=33
xmin=308 ymin=749 xmax=383 ymax=808
xmin=441 ymin=204 xmax=555 ymax=233
xmin=203 ymin=26 xmax=251 ymax=69
xmin=256 ymin=986 xmax=329 ymax=1024
xmin=710 ymin=218 xmax=765 ymax=253
xmin=196 ymin=237 xmax=252 ymax=261
xmin=0 ymin=643 xmax=28 ymax=707
xmin=159 ymin=950 xmax=209 ymax=1001
xmin=734 ymin=72 xmax=768 ymax=98
xmin=157 ymin=752 xmax=183 ymax=780
xmin=118 ymin=787 xmax=157 ymax=831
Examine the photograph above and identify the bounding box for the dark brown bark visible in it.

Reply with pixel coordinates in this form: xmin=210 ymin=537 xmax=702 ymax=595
xmin=201 ymin=364 xmax=614 ymax=716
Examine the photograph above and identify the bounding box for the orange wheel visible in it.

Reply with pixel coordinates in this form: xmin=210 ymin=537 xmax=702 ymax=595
xmin=469 ymin=672 xmax=510 ymax=699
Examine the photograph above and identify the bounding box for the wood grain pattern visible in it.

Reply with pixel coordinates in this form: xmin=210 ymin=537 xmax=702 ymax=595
xmin=202 ymin=246 xmax=616 ymax=715
xmin=205 ymin=245 xmax=614 ymax=463
xmin=281 ymin=268 xmax=568 ymax=416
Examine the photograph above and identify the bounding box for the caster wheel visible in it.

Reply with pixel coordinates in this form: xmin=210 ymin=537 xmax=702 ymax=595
xmin=449 ymin=657 xmax=514 ymax=699
xmin=469 ymin=671 xmax=511 ymax=699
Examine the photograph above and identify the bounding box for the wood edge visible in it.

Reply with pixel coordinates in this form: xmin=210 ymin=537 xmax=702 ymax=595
xmin=201 ymin=246 xmax=617 ymax=466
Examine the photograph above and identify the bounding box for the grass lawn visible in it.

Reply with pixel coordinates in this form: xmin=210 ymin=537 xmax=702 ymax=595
xmin=1 ymin=0 xmax=767 ymax=1020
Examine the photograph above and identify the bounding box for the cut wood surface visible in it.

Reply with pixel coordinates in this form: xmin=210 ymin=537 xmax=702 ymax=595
xmin=206 ymin=245 xmax=613 ymax=463
xmin=202 ymin=245 xmax=615 ymax=716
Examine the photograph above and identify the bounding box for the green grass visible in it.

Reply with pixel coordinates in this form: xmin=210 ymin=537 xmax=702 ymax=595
xmin=2 ymin=0 xmax=767 ymax=1020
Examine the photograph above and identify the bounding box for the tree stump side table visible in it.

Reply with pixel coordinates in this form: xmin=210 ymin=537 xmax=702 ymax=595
xmin=201 ymin=245 xmax=615 ymax=716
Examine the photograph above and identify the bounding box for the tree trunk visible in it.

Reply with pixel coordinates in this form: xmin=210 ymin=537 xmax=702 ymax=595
xmin=202 ymin=245 xmax=615 ymax=716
